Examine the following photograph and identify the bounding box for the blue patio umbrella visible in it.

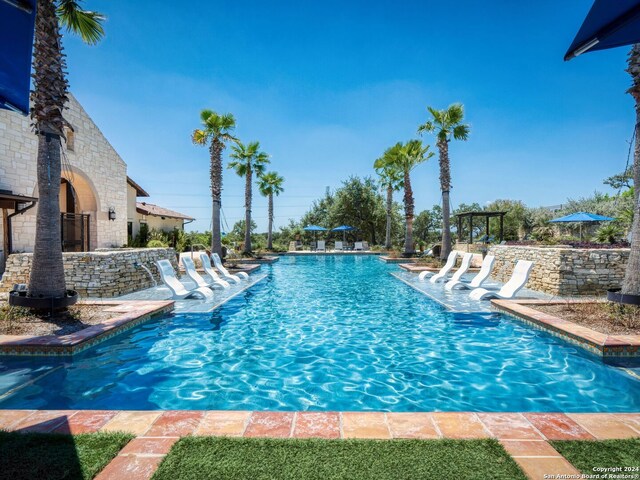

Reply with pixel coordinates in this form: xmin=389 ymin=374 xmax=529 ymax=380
xmin=331 ymin=225 xmax=355 ymax=242
xmin=565 ymin=0 xmax=640 ymax=61
xmin=549 ymin=212 xmax=615 ymax=240
xmin=0 ymin=0 xmax=36 ymax=114
xmin=303 ymin=224 xmax=327 ymax=241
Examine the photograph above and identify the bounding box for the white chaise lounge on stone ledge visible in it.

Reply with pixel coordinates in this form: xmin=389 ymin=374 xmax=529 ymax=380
xmin=469 ymin=259 xmax=534 ymax=301
xmin=445 ymin=255 xmax=495 ymax=291
xmin=182 ymin=256 xmax=228 ymax=290
xmin=211 ymin=253 xmax=249 ymax=283
xmin=156 ymin=259 xmax=214 ymax=300
xmin=419 ymin=251 xmax=458 ymax=282
xmin=199 ymin=253 xmax=231 ymax=289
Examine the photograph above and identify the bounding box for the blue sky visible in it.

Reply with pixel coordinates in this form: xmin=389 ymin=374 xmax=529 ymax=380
xmin=64 ymin=0 xmax=633 ymax=232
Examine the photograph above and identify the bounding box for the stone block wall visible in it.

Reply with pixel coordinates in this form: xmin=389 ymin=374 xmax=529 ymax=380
xmin=488 ymin=245 xmax=629 ymax=296
xmin=0 ymin=248 xmax=178 ymax=298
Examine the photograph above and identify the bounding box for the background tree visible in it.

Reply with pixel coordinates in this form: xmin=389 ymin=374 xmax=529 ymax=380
xmin=258 ymin=171 xmax=285 ymax=250
xmin=28 ymin=0 xmax=105 ymax=301
xmin=623 ymin=44 xmax=640 ymax=295
xmin=374 ymin=155 xmax=403 ymax=249
xmin=413 ymin=206 xmax=443 ymax=245
xmin=192 ymin=110 xmax=237 ymax=257
xmin=228 ymin=141 xmax=269 ymax=254
xmin=418 ymin=103 xmax=470 ymax=261
xmin=377 ymin=141 xmax=432 ymax=255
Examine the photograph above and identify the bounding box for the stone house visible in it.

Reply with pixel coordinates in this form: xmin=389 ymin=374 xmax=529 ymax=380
xmin=0 ymin=94 xmax=192 ymax=273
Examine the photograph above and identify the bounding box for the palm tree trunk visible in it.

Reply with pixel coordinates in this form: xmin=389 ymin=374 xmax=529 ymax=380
xmin=244 ymin=165 xmax=252 ymax=254
xmin=210 ymin=140 xmax=223 ymax=258
xmin=438 ymin=139 xmax=452 ymax=261
xmin=28 ymin=0 xmax=69 ymax=299
xmin=403 ymin=170 xmax=414 ymax=255
xmin=622 ymin=44 xmax=640 ymax=294
xmin=385 ymin=185 xmax=392 ymax=249
xmin=267 ymin=193 xmax=274 ymax=250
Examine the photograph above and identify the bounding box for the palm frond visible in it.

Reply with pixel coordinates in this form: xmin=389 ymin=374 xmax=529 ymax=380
xmin=200 ymin=109 xmax=215 ymax=123
xmin=191 ymin=129 xmax=208 ymax=146
xmin=57 ymin=0 xmax=105 ymax=45
xmin=452 ymin=124 xmax=470 ymax=141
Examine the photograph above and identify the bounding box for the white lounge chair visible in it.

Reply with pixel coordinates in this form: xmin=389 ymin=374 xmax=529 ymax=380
xmin=419 ymin=251 xmax=458 ymax=282
xmin=317 ymin=240 xmax=326 ymax=252
xmin=445 ymin=255 xmax=495 ymax=291
xmin=354 ymin=242 xmax=364 ymax=251
xmin=155 ymin=259 xmax=214 ymax=300
xmin=198 ymin=253 xmax=231 ymax=289
xmin=435 ymin=252 xmax=473 ymax=285
xmin=183 ymin=256 xmax=228 ymax=290
xmin=334 ymin=241 xmax=344 ymax=251
xmin=362 ymin=241 xmax=369 ymax=251
xmin=469 ymin=260 xmax=534 ymax=300
xmin=211 ymin=253 xmax=249 ymax=283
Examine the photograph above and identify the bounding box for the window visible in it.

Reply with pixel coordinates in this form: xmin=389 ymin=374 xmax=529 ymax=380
xmin=65 ymin=127 xmax=75 ymax=152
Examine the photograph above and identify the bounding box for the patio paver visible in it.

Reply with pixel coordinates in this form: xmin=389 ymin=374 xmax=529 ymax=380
xmin=431 ymin=412 xmax=491 ymax=439
xmin=386 ymin=412 xmax=439 ymax=439
xmin=477 ymin=413 xmax=544 ymax=440
xmin=53 ymin=410 xmax=118 ymax=434
xmin=194 ymin=410 xmax=250 ymax=436
xmin=342 ymin=412 xmax=390 ymax=439
xmin=244 ymin=411 xmax=295 ymax=438
xmin=100 ymin=411 xmax=162 ymax=436
xmin=145 ymin=410 xmax=204 ymax=437
xmin=293 ymin=411 xmax=341 ymax=439
xmin=524 ymin=413 xmax=595 ymax=440
xmin=567 ymin=413 xmax=640 ymax=439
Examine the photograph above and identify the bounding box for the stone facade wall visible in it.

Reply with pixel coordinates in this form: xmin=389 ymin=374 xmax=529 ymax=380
xmin=488 ymin=245 xmax=629 ymax=296
xmin=0 ymin=248 xmax=178 ymax=298
xmin=0 ymin=93 xmax=128 ymax=254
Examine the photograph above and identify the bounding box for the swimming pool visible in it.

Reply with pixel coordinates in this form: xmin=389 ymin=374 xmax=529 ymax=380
xmin=1 ymin=255 xmax=639 ymax=412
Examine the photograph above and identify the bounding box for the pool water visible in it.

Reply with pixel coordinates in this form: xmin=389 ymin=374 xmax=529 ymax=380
xmin=1 ymin=255 xmax=639 ymax=412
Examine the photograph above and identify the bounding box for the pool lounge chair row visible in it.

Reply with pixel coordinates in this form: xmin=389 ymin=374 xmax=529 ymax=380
xmin=156 ymin=253 xmax=250 ymax=300
xmin=419 ymin=251 xmax=534 ymax=300
xmin=315 ymin=241 xmax=369 ymax=252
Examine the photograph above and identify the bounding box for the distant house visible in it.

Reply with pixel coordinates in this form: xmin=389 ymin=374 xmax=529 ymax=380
xmin=135 ymin=202 xmax=194 ymax=235
xmin=0 ymin=94 xmax=194 ymax=272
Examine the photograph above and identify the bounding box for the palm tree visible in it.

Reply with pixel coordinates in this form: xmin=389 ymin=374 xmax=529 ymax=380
xmin=373 ymin=156 xmax=403 ymax=249
xmin=257 ymin=171 xmax=285 ymax=250
xmin=622 ymin=44 xmax=640 ymax=295
xmin=228 ymin=141 xmax=270 ymax=254
xmin=418 ymin=103 xmax=470 ymax=261
xmin=192 ymin=110 xmax=237 ymax=257
xmin=377 ymin=141 xmax=432 ymax=255
xmin=28 ymin=0 xmax=104 ymax=301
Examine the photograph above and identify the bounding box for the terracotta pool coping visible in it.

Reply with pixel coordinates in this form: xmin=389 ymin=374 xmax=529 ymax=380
xmin=0 ymin=300 xmax=174 ymax=356
xmin=492 ymin=299 xmax=640 ymax=359
xmin=0 ymin=409 xmax=637 ymax=480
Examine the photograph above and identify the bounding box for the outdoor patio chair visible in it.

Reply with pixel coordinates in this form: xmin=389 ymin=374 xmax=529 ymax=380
xmin=436 ymin=252 xmax=473 ymax=286
xmin=317 ymin=240 xmax=326 ymax=252
xmin=155 ymin=259 xmax=214 ymax=300
xmin=354 ymin=242 xmax=364 ymax=251
xmin=469 ymin=260 xmax=534 ymax=300
xmin=183 ymin=256 xmax=228 ymax=290
xmin=445 ymin=255 xmax=495 ymax=291
xmin=362 ymin=241 xmax=369 ymax=251
xmin=334 ymin=241 xmax=344 ymax=251
xmin=198 ymin=253 xmax=231 ymax=289
xmin=211 ymin=253 xmax=249 ymax=283
xmin=419 ymin=251 xmax=458 ymax=282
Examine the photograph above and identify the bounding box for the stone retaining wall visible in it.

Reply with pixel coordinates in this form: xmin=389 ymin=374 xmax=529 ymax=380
xmin=488 ymin=245 xmax=629 ymax=296
xmin=0 ymin=248 xmax=178 ymax=298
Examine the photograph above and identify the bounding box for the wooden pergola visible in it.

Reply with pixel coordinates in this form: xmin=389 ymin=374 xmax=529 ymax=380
xmin=455 ymin=211 xmax=507 ymax=244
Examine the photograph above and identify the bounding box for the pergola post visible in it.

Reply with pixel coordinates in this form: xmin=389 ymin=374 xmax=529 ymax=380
xmin=485 ymin=216 xmax=490 ymax=241
xmin=468 ymin=214 xmax=473 ymax=245
xmin=499 ymin=214 xmax=504 ymax=242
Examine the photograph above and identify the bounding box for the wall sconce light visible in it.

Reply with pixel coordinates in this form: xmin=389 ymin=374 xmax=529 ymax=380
xmin=108 ymin=207 xmax=116 ymax=221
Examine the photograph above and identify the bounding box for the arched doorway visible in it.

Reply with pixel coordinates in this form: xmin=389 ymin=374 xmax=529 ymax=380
xmin=59 ymin=170 xmax=98 ymax=252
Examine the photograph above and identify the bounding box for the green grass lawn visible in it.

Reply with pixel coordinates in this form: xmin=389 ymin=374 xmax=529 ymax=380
xmin=152 ymin=437 xmax=527 ymax=480
xmin=0 ymin=430 xmax=133 ymax=480
xmin=551 ymin=438 xmax=640 ymax=474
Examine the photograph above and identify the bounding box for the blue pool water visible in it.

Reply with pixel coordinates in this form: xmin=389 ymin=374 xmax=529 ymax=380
xmin=1 ymin=255 xmax=639 ymax=412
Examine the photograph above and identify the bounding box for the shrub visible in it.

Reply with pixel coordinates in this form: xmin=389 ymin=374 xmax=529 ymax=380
xmin=147 ymin=239 xmax=168 ymax=248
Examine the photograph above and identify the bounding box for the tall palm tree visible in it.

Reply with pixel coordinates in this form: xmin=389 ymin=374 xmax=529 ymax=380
xmin=623 ymin=44 xmax=640 ymax=295
xmin=28 ymin=0 xmax=104 ymax=301
xmin=228 ymin=141 xmax=270 ymax=254
xmin=257 ymin=171 xmax=285 ymax=250
xmin=418 ymin=103 xmax=470 ymax=261
xmin=373 ymin=156 xmax=403 ymax=249
xmin=192 ymin=110 xmax=237 ymax=257
xmin=377 ymin=141 xmax=432 ymax=255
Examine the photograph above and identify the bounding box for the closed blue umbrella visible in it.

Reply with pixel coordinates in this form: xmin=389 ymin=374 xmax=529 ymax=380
xmin=0 ymin=0 xmax=36 ymax=114
xmin=565 ymin=0 xmax=640 ymax=61
xmin=549 ymin=212 xmax=615 ymax=240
